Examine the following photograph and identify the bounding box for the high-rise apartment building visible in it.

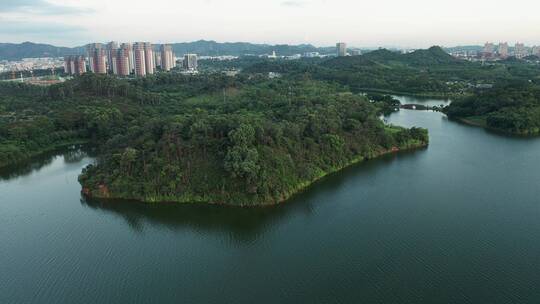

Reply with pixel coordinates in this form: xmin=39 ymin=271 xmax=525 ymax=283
xmin=64 ymin=55 xmax=87 ymax=75
xmin=64 ymin=56 xmax=73 ymax=75
xmin=144 ymin=43 xmax=155 ymax=75
xmin=532 ymin=46 xmax=540 ymax=56
xmin=110 ymin=49 xmax=118 ymax=75
xmin=116 ymin=48 xmax=131 ymax=76
xmin=336 ymin=42 xmax=347 ymax=57
xmin=154 ymin=52 xmax=162 ymax=68
xmin=483 ymin=42 xmax=495 ymax=58
xmin=160 ymin=44 xmax=175 ymax=71
xmin=514 ymin=43 xmax=527 ymax=58
xmin=183 ymin=54 xmax=198 ymax=70
xmin=133 ymin=42 xmax=147 ymax=76
xmin=498 ymin=42 xmax=509 ymax=58
xmin=120 ymin=43 xmax=134 ymax=73
xmin=87 ymin=43 xmax=100 ymax=73
xmin=87 ymin=44 xmax=107 ymax=74
xmin=107 ymin=41 xmax=119 ymax=73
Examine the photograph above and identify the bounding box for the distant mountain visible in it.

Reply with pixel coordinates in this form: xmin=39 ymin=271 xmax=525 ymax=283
xmin=170 ymin=40 xmax=333 ymax=56
xmin=322 ymin=46 xmax=462 ymax=69
xmin=0 ymin=40 xmax=335 ymax=60
xmin=0 ymin=42 xmax=84 ymax=60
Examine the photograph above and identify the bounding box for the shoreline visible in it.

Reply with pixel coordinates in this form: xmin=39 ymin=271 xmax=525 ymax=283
xmin=454 ymin=117 xmax=540 ymax=137
xmin=0 ymin=139 xmax=89 ymax=170
xmin=356 ymin=88 xmax=464 ymax=99
xmin=81 ymin=141 xmax=428 ymax=207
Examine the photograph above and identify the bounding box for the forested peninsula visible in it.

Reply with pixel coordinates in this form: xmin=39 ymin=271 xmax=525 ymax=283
xmin=444 ymin=83 xmax=540 ymax=135
xmin=0 ymin=74 xmax=427 ymax=205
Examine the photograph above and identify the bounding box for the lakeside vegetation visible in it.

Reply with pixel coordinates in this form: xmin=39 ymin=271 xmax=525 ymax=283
xmin=228 ymin=46 xmax=540 ymax=134
xmin=76 ymin=76 xmax=428 ymax=205
xmin=445 ymin=83 xmax=540 ymax=135
xmin=0 ymin=73 xmax=428 ymax=205
xmin=3 ymin=45 xmax=540 ymax=204
xmin=237 ymin=46 xmax=540 ymax=97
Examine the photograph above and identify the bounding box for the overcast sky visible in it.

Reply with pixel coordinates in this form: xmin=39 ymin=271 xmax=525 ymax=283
xmin=1 ymin=0 xmax=539 ymax=48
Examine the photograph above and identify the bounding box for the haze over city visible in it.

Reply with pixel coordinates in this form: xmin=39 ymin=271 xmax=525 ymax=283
xmin=2 ymin=0 xmax=540 ymax=47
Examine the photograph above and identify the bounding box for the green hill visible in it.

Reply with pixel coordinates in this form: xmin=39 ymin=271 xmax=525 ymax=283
xmin=0 ymin=42 xmax=83 ymax=60
xmin=322 ymin=46 xmax=462 ymax=69
xmin=403 ymin=46 xmax=461 ymax=65
xmin=0 ymin=40 xmax=334 ymax=60
xmin=170 ymin=40 xmax=333 ymax=56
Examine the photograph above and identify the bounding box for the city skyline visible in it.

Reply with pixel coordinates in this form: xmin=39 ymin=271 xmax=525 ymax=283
xmin=73 ymin=42 xmax=178 ymax=77
xmin=1 ymin=0 xmax=540 ymax=48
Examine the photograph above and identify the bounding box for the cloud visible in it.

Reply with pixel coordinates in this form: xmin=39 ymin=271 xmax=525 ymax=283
xmin=0 ymin=20 xmax=85 ymax=36
xmin=0 ymin=0 xmax=93 ymax=15
xmin=281 ymin=1 xmax=307 ymax=7
xmin=0 ymin=20 xmax=91 ymax=46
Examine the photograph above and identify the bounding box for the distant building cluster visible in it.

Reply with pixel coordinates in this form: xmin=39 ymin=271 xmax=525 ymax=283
xmin=335 ymin=42 xmax=361 ymax=57
xmin=64 ymin=42 xmax=188 ymax=76
xmin=482 ymin=42 xmax=540 ymax=60
xmin=64 ymin=56 xmax=87 ymax=75
xmin=0 ymin=57 xmax=64 ymax=74
xmin=254 ymin=42 xmax=358 ymax=60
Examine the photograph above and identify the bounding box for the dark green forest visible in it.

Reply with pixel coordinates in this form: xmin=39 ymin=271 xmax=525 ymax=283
xmin=0 ymin=74 xmax=427 ymax=205
xmin=238 ymin=46 xmax=540 ymax=98
xmin=234 ymin=46 xmax=540 ymax=134
xmin=3 ymin=45 xmax=539 ymax=204
xmin=445 ymin=83 xmax=540 ymax=134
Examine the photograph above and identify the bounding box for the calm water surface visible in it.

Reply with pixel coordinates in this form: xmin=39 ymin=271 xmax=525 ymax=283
xmin=1 ymin=97 xmax=540 ymax=303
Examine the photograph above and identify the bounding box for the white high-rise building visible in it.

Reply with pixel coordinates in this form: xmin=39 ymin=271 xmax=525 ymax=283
xmin=183 ymin=54 xmax=198 ymax=70
xmin=336 ymin=42 xmax=347 ymax=57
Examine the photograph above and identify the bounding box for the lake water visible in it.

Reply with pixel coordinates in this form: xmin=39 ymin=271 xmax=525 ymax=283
xmin=1 ymin=97 xmax=540 ymax=303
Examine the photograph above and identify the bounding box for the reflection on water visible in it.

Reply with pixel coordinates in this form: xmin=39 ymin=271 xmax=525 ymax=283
xmin=4 ymin=104 xmax=540 ymax=304
xmin=0 ymin=145 xmax=93 ymax=181
xmin=79 ymin=150 xmax=426 ymax=242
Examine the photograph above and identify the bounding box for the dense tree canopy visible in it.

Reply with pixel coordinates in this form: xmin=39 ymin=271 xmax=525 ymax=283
xmin=74 ymin=76 xmax=428 ymax=205
xmin=445 ymin=83 xmax=540 ymax=134
xmin=7 ymin=45 xmax=538 ymax=203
